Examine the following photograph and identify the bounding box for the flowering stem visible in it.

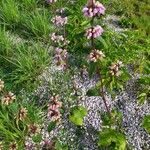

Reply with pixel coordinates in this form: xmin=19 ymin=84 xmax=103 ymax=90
xmin=89 ymin=0 xmax=111 ymax=115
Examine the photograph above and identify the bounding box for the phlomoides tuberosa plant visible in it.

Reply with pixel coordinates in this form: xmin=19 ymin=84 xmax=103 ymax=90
xmin=83 ymin=0 xmax=127 ymax=148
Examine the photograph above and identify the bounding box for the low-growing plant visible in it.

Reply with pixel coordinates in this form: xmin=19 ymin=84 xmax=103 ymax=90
xmin=0 ymin=80 xmax=44 ymax=149
xmin=1 ymin=40 xmax=51 ymax=91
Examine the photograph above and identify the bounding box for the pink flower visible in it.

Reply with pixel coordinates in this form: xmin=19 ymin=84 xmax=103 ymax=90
xmin=88 ymin=49 xmax=105 ymax=62
xmin=47 ymin=95 xmax=62 ymax=122
xmin=109 ymin=61 xmax=123 ymax=76
xmin=51 ymin=33 xmax=64 ymax=43
xmin=51 ymin=16 xmax=67 ymax=26
xmin=54 ymin=48 xmax=68 ymax=68
xmin=85 ymin=25 xmax=104 ymax=39
xmin=83 ymin=1 xmax=106 ymax=17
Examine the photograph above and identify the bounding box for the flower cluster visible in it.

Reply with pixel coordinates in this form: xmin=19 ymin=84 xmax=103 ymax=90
xmin=51 ymin=15 xmax=68 ymax=26
xmin=83 ymin=0 xmax=106 ymax=17
xmin=83 ymin=1 xmax=105 ymax=64
xmin=51 ymin=3 xmax=69 ymax=69
xmin=0 ymin=79 xmax=4 ymax=91
xmin=9 ymin=142 xmax=17 ymax=150
xmin=109 ymin=60 xmax=123 ymax=76
xmin=2 ymin=92 xmax=16 ymax=105
xmin=54 ymin=48 xmax=68 ymax=67
xmin=85 ymin=25 xmax=103 ymax=39
xmin=28 ymin=124 xmax=41 ymax=136
xmin=88 ymin=49 xmax=105 ymax=62
xmin=18 ymin=107 xmax=28 ymax=121
xmin=47 ymin=95 xmax=62 ymax=122
xmin=51 ymin=33 xmax=70 ymax=46
xmin=51 ymin=33 xmax=64 ymax=42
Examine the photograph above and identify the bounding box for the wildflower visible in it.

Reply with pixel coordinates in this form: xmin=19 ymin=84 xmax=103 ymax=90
xmin=51 ymin=33 xmax=64 ymax=43
xmin=54 ymin=48 xmax=68 ymax=68
xmin=0 ymin=79 xmax=4 ymax=91
xmin=9 ymin=142 xmax=17 ymax=150
xmin=47 ymin=0 xmax=57 ymax=4
xmin=83 ymin=0 xmax=106 ymax=17
xmin=49 ymin=95 xmax=62 ymax=109
xmin=28 ymin=124 xmax=40 ymax=136
xmin=55 ymin=48 xmax=68 ymax=60
xmin=51 ymin=15 xmax=67 ymax=26
xmin=47 ymin=95 xmax=62 ymax=122
xmin=85 ymin=25 xmax=104 ymax=39
xmin=88 ymin=49 xmax=105 ymax=62
xmin=109 ymin=60 xmax=123 ymax=76
xmin=2 ymin=92 xmax=16 ymax=105
xmin=18 ymin=107 xmax=28 ymax=121
xmin=47 ymin=109 xmax=61 ymax=122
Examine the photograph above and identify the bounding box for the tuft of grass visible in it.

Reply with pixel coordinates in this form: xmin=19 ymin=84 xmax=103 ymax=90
xmin=19 ymin=0 xmax=40 ymax=10
xmin=0 ymin=0 xmax=21 ymax=26
xmin=21 ymin=9 xmax=53 ymax=41
xmin=0 ymin=27 xmax=14 ymax=57
xmin=9 ymin=43 xmax=51 ymax=90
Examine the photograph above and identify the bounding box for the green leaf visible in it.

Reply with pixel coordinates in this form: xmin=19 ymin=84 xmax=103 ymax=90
xmin=98 ymin=36 xmax=108 ymax=49
xmin=138 ymin=93 xmax=147 ymax=104
xmin=47 ymin=121 xmax=57 ymax=133
xmin=69 ymin=106 xmax=87 ymax=126
xmin=88 ymin=62 xmax=97 ymax=78
xmin=55 ymin=140 xmax=68 ymax=150
xmin=142 ymin=115 xmax=150 ymax=134
xmin=98 ymin=128 xmax=126 ymax=150
xmin=32 ymin=134 xmax=42 ymax=143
